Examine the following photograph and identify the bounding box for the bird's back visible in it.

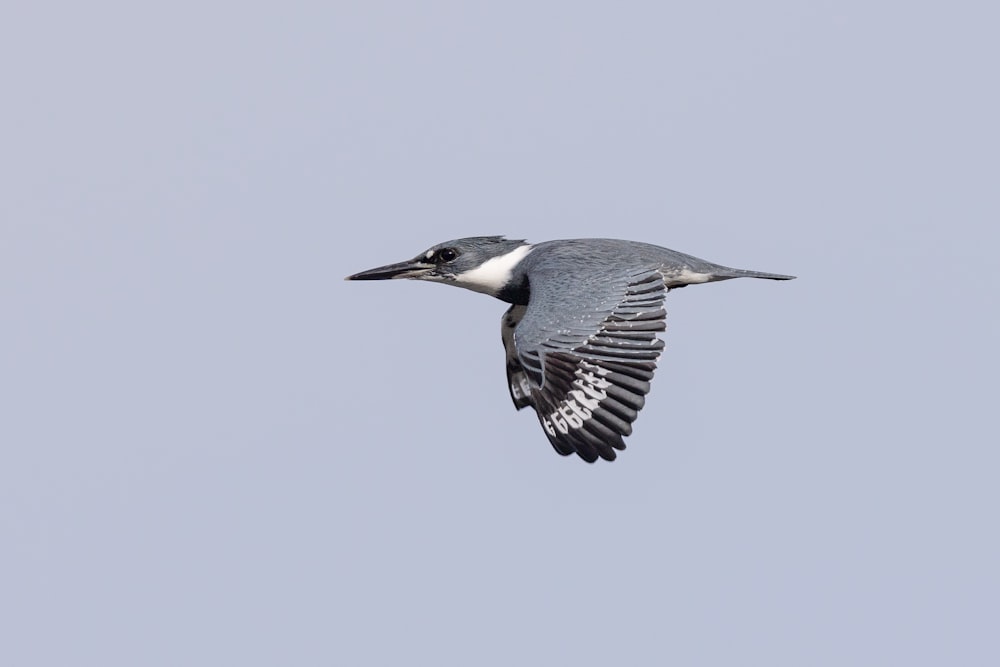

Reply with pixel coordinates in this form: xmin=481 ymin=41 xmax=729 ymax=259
xmin=521 ymin=238 xmax=794 ymax=288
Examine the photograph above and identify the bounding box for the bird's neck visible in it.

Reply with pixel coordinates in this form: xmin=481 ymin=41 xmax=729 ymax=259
xmin=453 ymin=244 xmax=533 ymax=301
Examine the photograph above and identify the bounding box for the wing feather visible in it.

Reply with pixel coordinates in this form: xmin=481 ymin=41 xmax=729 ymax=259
xmin=500 ymin=267 xmax=669 ymax=462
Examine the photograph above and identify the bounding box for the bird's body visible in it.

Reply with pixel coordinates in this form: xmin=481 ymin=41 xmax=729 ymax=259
xmin=347 ymin=236 xmax=794 ymax=462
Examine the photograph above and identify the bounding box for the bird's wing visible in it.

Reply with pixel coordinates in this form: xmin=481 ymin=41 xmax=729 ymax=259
xmin=501 ymin=266 xmax=667 ymax=462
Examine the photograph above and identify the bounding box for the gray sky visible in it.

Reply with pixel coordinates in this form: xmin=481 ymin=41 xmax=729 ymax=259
xmin=3 ymin=2 xmax=998 ymax=665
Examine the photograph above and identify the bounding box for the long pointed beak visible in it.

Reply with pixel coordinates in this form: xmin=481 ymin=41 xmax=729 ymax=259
xmin=345 ymin=258 xmax=434 ymax=281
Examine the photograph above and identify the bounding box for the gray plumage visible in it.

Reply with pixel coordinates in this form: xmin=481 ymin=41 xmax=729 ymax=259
xmin=347 ymin=236 xmax=794 ymax=463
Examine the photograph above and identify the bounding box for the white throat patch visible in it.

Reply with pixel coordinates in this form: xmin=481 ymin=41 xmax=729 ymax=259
xmin=454 ymin=244 xmax=533 ymax=296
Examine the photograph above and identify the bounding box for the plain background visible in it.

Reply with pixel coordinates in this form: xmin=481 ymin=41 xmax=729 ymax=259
xmin=3 ymin=2 xmax=998 ymax=665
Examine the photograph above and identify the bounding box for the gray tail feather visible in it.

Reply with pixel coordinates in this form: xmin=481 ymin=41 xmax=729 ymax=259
xmin=724 ymin=268 xmax=796 ymax=281
xmin=705 ymin=265 xmax=796 ymax=281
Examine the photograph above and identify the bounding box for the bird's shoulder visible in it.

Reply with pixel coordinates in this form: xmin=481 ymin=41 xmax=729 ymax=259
xmin=522 ymin=238 xmax=693 ymax=272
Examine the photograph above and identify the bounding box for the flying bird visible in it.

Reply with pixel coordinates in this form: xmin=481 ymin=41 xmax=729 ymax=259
xmin=346 ymin=237 xmax=794 ymax=462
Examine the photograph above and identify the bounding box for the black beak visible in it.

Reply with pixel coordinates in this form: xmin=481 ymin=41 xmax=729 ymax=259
xmin=345 ymin=258 xmax=434 ymax=281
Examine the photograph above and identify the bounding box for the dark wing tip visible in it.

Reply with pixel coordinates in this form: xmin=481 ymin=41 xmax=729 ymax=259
xmin=530 ymin=351 xmax=654 ymax=463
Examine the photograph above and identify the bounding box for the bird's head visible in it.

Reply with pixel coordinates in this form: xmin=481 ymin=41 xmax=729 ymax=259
xmin=346 ymin=236 xmax=531 ymax=297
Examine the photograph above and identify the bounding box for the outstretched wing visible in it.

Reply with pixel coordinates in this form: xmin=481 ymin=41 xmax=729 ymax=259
xmin=501 ymin=267 xmax=667 ymax=462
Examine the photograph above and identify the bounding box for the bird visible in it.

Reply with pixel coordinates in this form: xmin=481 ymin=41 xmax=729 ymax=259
xmin=346 ymin=236 xmax=794 ymax=462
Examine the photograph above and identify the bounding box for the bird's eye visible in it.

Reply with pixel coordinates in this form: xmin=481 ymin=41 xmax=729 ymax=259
xmin=437 ymin=248 xmax=458 ymax=262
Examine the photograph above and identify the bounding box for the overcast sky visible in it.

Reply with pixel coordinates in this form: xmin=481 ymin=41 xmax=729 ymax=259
xmin=2 ymin=2 xmax=998 ymax=665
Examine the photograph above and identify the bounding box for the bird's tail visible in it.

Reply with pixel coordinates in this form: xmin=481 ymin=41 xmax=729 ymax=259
xmin=663 ymin=253 xmax=796 ymax=286
xmin=716 ymin=267 xmax=796 ymax=281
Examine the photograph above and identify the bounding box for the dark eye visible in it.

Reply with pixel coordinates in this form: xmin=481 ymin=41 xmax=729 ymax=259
xmin=437 ymin=248 xmax=458 ymax=262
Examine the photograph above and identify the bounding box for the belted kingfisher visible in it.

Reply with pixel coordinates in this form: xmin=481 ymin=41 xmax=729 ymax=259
xmin=347 ymin=237 xmax=794 ymax=463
